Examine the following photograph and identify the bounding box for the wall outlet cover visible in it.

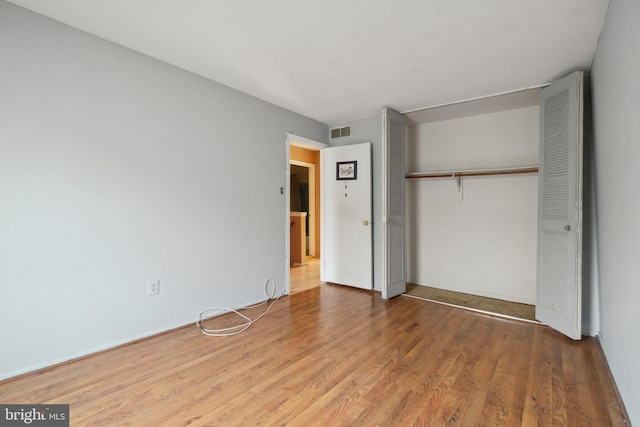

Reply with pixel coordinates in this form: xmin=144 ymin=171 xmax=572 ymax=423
xmin=147 ymin=280 xmax=160 ymax=296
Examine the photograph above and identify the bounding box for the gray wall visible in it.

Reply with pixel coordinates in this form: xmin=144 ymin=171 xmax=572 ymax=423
xmin=0 ymin=1 xmax=327 ymax=379
xmin=591 ymin=0 xmax=640 ymax=423
xmin=329 ymin=116 xmax=384 ymax=291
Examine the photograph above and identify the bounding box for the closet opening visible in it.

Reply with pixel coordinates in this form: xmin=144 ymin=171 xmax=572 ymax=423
xmin=402 ymin=88 xmax=542 ymax=321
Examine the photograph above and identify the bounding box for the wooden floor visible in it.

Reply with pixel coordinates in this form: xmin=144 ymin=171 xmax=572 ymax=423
xmin=290 ymin=256 xmax=321 ymax=294
xmin=405 ymin=284 xmax=537 ymax=321
xmin=0 ymin=284 xmax=628 ymax=426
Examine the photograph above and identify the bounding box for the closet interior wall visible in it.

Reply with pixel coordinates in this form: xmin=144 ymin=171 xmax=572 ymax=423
xmin=405 ymin=105 xmax=539 ymax=304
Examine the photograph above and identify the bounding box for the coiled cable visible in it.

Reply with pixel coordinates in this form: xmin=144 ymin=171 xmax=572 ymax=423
xmin=196 ymin=278 xmax=284 ymax=337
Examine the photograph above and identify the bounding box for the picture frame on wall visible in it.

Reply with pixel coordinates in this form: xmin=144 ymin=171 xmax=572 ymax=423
xmin=336 ymin=161 xmax=357 ymax=180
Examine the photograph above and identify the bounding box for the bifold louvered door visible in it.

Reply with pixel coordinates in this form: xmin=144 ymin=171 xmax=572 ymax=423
xmin=382 ymin=108 xmax=406 ymax=299
xmin=536 ymin=71 xmax=584 ymax=340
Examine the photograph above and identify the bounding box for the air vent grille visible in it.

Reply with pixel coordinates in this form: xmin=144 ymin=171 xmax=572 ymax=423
xmin=330 ymin=126 xmax=351 ymax=139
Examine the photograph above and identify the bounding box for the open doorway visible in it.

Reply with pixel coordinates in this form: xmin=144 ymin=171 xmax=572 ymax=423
xmin=286 ymin=135 xmax=326 ymax=294
xmin=290 ymin=163 xmax=315 ymax=261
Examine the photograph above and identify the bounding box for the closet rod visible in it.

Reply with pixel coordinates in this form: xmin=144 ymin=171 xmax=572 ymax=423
xmin=406 ymin=166 xmax=538 ymax=180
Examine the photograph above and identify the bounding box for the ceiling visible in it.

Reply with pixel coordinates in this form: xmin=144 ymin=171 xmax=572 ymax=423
xmin=7 ymin=0 xmax=609 ymax=124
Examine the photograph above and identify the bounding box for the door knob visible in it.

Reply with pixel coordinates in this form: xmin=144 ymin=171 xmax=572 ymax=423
xmin=564 ymin=225 xmax=571 ymax=231
xmin=363 ymin=220 xmax=369 ymax=226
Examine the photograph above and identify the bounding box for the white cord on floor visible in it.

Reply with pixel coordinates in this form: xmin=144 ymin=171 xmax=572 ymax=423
xmin=196 ymin=278 xmax=284 ymax=337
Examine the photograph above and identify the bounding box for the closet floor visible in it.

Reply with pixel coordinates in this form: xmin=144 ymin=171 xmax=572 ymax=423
xmin=405 ymin=284 xmax=536 ymax=321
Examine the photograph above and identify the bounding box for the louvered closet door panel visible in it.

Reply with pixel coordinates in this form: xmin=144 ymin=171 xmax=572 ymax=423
xmin=382 ymin=108 xmax=406 ymax=299
xmin=536 ymin=71 xmax=584 ymax=340
xmin=389 ymin=119 xmax=404 ymax=216
xmin=542 ymin=88 xmax=570 ymax=220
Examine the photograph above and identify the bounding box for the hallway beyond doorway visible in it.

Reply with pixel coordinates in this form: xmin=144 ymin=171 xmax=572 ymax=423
xmin=290 ymin=257 xmax=321 ymax=294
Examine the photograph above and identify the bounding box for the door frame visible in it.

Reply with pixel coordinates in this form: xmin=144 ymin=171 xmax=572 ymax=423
xmin=285 ymin=133 xmax=328 ymax=294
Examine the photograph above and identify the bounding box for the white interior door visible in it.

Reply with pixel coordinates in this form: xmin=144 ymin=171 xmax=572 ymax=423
xmin=321 ymin=143 xmax=372 ymax=289
xmin=382 ymin=108 xmax=406 ymax=299
xmin=536 ymin=71 xmax=584 ymax=340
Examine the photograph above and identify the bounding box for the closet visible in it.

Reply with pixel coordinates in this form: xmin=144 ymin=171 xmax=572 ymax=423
xmin=404 ymin=88 xmax=542 ymax=305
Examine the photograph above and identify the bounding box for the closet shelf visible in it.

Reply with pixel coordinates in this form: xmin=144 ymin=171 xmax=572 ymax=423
xmin=405 ymin=166 xmax=538 ymax=180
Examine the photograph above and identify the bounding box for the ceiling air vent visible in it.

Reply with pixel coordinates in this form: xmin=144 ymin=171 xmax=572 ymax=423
xmin=330 ymin=126 xmax=351 ymax=139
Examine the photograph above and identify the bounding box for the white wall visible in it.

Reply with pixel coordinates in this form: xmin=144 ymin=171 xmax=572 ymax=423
xmin=405 ymin=107 xmax=539 ymax=303
xmin=0 ymin=1 xmax=327 ymax=379
xmin=591 ymin=0 xmax=640 ymax=423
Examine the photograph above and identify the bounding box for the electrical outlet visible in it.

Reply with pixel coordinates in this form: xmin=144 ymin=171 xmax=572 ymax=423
xmin=147 ymin=280 xmax=160 ymax=296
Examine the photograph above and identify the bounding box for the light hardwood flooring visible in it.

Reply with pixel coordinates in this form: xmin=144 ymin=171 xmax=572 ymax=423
xmin=405 ymin=284 xmax=537 ymax=321
xmin=0 ymin=283 xmax=628 ymax=426
xmin=290 ymin=256 xmax=321 ymax=294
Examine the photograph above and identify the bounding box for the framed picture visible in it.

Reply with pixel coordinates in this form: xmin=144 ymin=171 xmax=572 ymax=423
xmin=336 ymin=161 xmax=357 ymax=180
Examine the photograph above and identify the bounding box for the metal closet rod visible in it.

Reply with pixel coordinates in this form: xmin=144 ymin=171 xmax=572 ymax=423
xmin=405 ymin=166 xmax=538 ymax=179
